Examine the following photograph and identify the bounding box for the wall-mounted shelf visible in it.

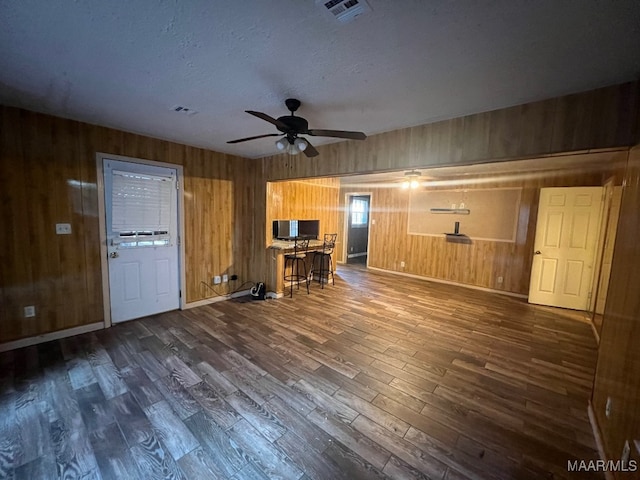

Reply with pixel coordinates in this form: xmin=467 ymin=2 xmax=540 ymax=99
xmin=430 ymin=208 xmax=470 ymax=215
xmin=444 ymin=221 xmax=466 ymax=238
xmin=444 ymin=232 xmax=472 ymax=244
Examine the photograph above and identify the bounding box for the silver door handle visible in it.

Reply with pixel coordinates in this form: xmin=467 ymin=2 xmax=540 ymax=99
xmin=109 ymin=251 xmax=119 ymax=258
xmin=534 ymin=251 xmax=541 ymax=255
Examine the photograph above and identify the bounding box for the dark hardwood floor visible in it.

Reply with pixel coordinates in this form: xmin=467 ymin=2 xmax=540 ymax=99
xmin=0 ymin=265 xmax=603 ymax=479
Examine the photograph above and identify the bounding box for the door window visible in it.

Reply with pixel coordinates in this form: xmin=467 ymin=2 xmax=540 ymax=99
xmin=110 ymin=170 xmax=174 ymax=248
xmin=351 ymin=198 xmax=369 ymax=227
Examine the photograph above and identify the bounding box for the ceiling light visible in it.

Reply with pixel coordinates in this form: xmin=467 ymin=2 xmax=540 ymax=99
xmin=402 ymin=170 xmax=421 ymax=189
xmin=275 ymin=137 xmax=288 ymax=151
xmin=294 ymin=138 xmax=308 ymax=152
xmin=288 ymin=143 xmax=301 ymax=155
xmin=276 ymin=137 xmax=308 ymax=155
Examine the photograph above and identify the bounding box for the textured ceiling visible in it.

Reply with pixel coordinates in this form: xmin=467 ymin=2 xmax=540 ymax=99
xmin=1 ymin=1 xmax=639 ymax=159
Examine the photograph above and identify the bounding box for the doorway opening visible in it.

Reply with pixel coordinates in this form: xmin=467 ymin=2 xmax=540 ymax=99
xmin=345 ymin=194 xmax=371 ymax=265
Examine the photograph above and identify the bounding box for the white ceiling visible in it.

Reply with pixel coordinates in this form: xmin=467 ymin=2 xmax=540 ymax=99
xmin=1 ymin=1 xmax=639 ymax=159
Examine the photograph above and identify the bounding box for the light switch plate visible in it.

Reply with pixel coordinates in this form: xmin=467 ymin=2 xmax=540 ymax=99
xmin=56 ymin=223 xmax=72 ymax=234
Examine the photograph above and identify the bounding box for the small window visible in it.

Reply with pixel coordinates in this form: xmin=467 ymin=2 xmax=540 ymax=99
xmin=351 ymin=198 xmax=368 ymax=227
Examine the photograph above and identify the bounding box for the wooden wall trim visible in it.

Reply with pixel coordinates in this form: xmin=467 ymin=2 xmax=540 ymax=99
xmin=183 ymin=288 xmax=253 ymax=309
xmin=0 ymin=322 xmax=104 ymax=353
xmin=367 ymin=266 xmax=528 ymax=299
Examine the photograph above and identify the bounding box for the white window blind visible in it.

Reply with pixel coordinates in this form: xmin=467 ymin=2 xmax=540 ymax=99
xmin=111 ymin=170 xmax=173 ymax=234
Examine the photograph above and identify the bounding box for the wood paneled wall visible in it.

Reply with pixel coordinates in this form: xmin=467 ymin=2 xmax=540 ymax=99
xmin=260 ymin=82 xmax=638 ymax=181
xmin=592 ymin=144 xmax=640 ymax=471
xmin=266 ymin=178 xmax=340 ymax=245
xmin=262 ymin=178 xmax=340 ymax=292
xmin=249 ymin=82 xmax=639 ymax=295
xmin=2 ymin=82 xmax=638 ymax=345
xmin=0 ymin=106 xmax=253 ymax=342
xmin=338 ymin=156 xmax=623 ymax=295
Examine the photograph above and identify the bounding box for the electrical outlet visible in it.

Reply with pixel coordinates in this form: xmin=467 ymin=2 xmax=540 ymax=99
xmin=213 ymin=276 xmax=221 ymax=285
xmin=24 ymin=306 xmax=35 ymax=318
xmin=230 ymin=274 xmax=238 ymax=281
xmin=497 ymin=276 xmax=503 ymax=283
xmin=606 ymin=397 xmax=613 ymax=418
xmin=400 ymin=261 xmax=405 ymax=268
xmin=55 ymin=223 xmax=72 ymax=235
xmin=222 ymin=274 xmax=228 ymax=283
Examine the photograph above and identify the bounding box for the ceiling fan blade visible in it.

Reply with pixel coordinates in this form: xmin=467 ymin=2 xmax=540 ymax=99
xmin=306 ymin=129 xmax=367 ymax=140
xmin=246 ymin=110 xmax=290 ymax=131
xmin=302 ymin=139 xmax=319 ymax=158
xmin=226 ymin=133 xmax=281 ymax=144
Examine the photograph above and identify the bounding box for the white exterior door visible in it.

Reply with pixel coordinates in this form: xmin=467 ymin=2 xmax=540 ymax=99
xmin=528 ymin=187 xmax=603 ymax=310
xmin=103 ymin=159 xmax=180 ymax=323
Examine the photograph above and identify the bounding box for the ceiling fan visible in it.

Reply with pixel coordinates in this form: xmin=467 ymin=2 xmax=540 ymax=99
xmin=227 ymin=98 xmax=367 ymax=157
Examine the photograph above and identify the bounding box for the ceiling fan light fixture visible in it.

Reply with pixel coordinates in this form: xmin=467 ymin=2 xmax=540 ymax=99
xmin=288 ymin=143 xmax=301 ymax=155
xmin=275 ymin=137 xmax=288 ymax=151
xmin=294 ymin=137 xmax=308 ymax=151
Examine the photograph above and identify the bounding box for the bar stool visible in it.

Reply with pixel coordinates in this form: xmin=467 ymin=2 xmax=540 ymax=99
xmin=310 ymin=233 xmax=337 ymax=289
xmin=283 ymin=238 xmax=310 ymax=297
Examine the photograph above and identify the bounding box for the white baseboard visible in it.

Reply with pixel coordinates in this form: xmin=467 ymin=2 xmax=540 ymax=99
xmin=184 ymin=289 xmax=252 ymax=309
xmin=367 ymin=266 xmax=528 ymax=299
xmin=588 ymin=402 xmax=615 ymax=480
xmin=0 ymin=322 xmax=105 ymax=352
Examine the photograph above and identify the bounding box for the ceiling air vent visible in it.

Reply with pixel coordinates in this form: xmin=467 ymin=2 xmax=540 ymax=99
xmin=317 ymin=0 xmax=372 ymax=24
xmin=170 ymin=105 xmax=198 ymax=116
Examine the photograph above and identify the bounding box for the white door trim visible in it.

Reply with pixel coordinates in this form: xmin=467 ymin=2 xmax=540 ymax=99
xmin=96 ymin=152 xmax=186 ymax=328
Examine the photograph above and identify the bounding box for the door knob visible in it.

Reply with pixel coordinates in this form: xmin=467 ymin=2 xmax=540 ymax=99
xmin=109 ymin=251 xmax=119 ymax=258
xmin=534 ymin=250 xmax=541 ymax=255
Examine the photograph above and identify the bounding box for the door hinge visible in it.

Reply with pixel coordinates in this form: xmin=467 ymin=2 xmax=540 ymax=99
xmin=176 ymin=180 xmax=180 ymax=190
xmin=179 ymin=290 xmax=182 ymax=298
xmin=177 ymin=235 xmax=181 ymax=246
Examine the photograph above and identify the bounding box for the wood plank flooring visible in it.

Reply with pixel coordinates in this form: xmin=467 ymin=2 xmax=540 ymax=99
xmin=0 ymin=265 xmax=603 ymax=479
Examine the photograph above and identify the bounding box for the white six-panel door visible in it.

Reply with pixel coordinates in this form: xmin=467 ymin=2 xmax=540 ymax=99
xmin=103 ymin=159 xmax=180 ymax=323
xmin=528 ymin=187 xmax=603 ymax=310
